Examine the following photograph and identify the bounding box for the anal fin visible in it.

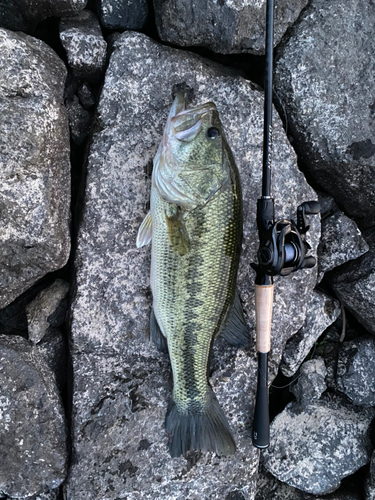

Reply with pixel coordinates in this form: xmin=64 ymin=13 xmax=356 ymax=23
xmin=221 ymin=291 xmax=250 ymax=349
xmin=150 ymin=309 xmax=168 ymax=353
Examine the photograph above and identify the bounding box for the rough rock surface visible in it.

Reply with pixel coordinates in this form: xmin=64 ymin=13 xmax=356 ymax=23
xmin=318 ymin=211 xmax=369 ymax=281
xmin=281 ymin=289 xmax=341 ymax=377
xmin=330 ymin=231 xmax=375 ymax=336
xmin=154 ymin=0 xmax=308 ymax=55
xmin=290 ymin=357 xmax=327 ymax=408
xmin=36 ymin=328 xmax=68 ymax=394
xmin=0 ymin=335 xmax=67 ymax=498
xmin=67 ymin=32 xmax=319 ymax=499
xmin=26 ymin=279 xmax=69 ymax=344
xmin=60 ymin=10 xmax=107 ymax=83
xmin=365 ymin=451 xmax=375 ymax=500
xmin=0 ymin=0 xmax=87 ymax=32
xmin=262 ymin=394 xmax=374 ymax=495
xmin=65 ymin=95 xmax=92 ymax=145
xmin=0 ymin=29 xmax=71 ymax=308
xmin=274 ymin=0 xmax=375 ymax=228
xmin=337 ymin=337 xmax=375 ymax=406
xmin=256 ymin=468 xmax=361 ymax=500
xmin=95 ymin=0 xmax=148 ymax=30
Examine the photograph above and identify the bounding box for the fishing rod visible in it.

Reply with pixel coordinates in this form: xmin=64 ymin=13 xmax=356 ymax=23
xmin=251 ymin=0 xmax=320 ymax=449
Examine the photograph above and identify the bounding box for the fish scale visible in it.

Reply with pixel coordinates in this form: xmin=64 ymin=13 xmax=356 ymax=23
xmin=138 ymin=95 xmax=246 ymax=456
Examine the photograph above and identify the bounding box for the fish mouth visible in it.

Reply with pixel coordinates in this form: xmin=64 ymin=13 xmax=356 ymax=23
xmin=170 ymin=96 xmax=217 ymax=142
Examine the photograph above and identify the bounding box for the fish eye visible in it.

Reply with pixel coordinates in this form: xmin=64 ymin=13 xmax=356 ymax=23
xmin=207 ymin=127 xmax=220 ymax=140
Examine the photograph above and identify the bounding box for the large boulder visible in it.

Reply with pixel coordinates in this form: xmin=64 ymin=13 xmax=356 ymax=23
xmin=67 ymin=31 xmax=319 ymax=499
xmin=153 ymin=0 xmax=308 ymax=55
xmin=0 ymin=0 xmax=87 ymax=33
xmin=0 ymin=29 xmax=71 ymax=308
xmin=263 ymin=394 xmax=374 ymax=495
xmin=274 ymin=0 xmax=375 ymax=228
xmin=0 ymin=335 xmax=67 ymax=498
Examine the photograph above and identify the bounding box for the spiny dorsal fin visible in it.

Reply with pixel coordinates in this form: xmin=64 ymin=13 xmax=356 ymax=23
xmin=221 ymin=291 xmax=250 ymax=349
xmin=136 ymin=211 xmax=152 ymax=248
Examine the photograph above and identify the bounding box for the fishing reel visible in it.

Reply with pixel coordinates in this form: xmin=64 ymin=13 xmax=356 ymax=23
xmin=251 ymin=199 xmax=320 ymax=278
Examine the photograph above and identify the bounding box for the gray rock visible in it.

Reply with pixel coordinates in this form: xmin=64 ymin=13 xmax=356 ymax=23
xmin=256 ymin=467 xmax=361 ymax=500
xmin=95 ymin=0 xmax=148 ymax=30
xmin=0 ymin=0 xmax=87 ymax=33
xmin=365 ymin=451 xmax=375 ymax=500
xmin=337 ymin=337 xmax=375 ymax=406
xmin=65 ymin=95 xmax=92 ymax=145
xmin=36 ymin=328 xmax=68 ymax=394
xmin=274 ymin=0 xmax=375 ymax=228
xmin=316 ymin=192 xmax=339 ymax=218
xmin=0 ymin=29 xmax=71 ymax=309
xmin=290 ymin=357 xmax=327 ymax=408
xmin=0 ymin=335 xmax=67 ymax=498
xmin=78 ymin=83 xmax=96 ymax=110
xmin=318 ymin=211 xmax=369 ymax=281
xmin=60 ymin=10 xmax=107 ymax=83
xmin=263 ymin=394 xmax=374 ymax=495
xmin=67 ymin=31 xmax=319 ymax=499
xmin=281 ymin=289 xmax=341 ymax=377
xmin=330 ymin=230 xmax=375 ymax=336
xmin=314 ymin=323 xmax=341 ymax=392
xmin=26 ymin=279 xmax=69 ymax=344
xmin=154 ymin=0 xmax=308 ymax=55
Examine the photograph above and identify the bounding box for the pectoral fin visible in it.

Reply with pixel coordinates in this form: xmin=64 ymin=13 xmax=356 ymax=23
xmin=136 ymin=211 xmax=152 ymax=248
xmin=221 ymin=291 xmax=250 ymax=349
xmin=165 ymin=206 xmax=190 ymax=256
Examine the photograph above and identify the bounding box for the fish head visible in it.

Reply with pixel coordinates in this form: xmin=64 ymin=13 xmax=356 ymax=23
xmin=153 ymin=93 xmax=230 ymax=210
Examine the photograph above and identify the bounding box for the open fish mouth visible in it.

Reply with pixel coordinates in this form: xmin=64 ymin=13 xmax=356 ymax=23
xmin=152 ymin=93 xmax=225 ymax=209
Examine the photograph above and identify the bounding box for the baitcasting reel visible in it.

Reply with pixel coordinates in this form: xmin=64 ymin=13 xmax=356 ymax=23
xmin=251 ymin=199 xmax=320 ymax=278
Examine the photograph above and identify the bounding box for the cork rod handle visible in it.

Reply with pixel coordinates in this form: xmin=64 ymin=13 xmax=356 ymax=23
xmin=255 ymin=284 xmax=274 ymax=353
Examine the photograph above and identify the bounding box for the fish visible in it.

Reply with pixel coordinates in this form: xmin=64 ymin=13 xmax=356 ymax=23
xmin=137 ymin=92 xmax=249 ymax=457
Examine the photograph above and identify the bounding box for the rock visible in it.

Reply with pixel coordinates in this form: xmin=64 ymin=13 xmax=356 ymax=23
xmin=256 ymin=468 xmax=361 ymax=500
xmin=78 ymin=83 xmax=96 ymax=110
xmin=318 ymin=211 xmax=369 ymax=281
xmin=329 ymin=230 xmax=375 ymax=336
xmin=0 ymin=0 xmax=87 ymax=33
xmin=336 ymin=336 xmax=375 ymax=406
xmin=365 ymin=451 xmax=375 ymax=500
xmin=290 ymin=357 xmax=327 ymax=408
xmin=314 ymin=323 xmax=341 ymax=392
xmin=0 ymin=335 xmax=67 ymax=498
xmin=154 ymin=0 xmax=308 ymax=55
xmin=36 ymin=328 xmax=68 ymax=394
xmin=67 ymin=31 xmax=320 ymax=499
xmin=65 ymin=95 xmax=92 ymax=145
xmin=60 ymin=10 xmax=107 ymax=83
xmin=262 ymin=394 xmax=374 ymax=495
xmin=0 ymin=29 xmax=71 ymax=309
xmin=95 ymin=0 xmax=148 ymax=30
xmin=317 ymin=192 xmax=339 ymax=218
xmin=26 ymin=279 xmax=69 ymax=344
xmin=274 ymin=0 xmax=375 ymax=228
xmin=281 ymin=289 xmax=341 ymax=377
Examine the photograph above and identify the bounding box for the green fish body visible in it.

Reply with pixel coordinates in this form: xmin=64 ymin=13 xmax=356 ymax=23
xmin=137 ymin=94 xmax=248 ymax=457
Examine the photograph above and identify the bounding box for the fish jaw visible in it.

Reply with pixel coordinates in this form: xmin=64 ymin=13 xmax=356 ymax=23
xmin=152 ymin=96 xmax=229 ymax=210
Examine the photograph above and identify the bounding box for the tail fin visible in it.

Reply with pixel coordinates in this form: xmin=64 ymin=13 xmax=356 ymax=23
xmin=165 ymin=389 xmax=236 ymax=457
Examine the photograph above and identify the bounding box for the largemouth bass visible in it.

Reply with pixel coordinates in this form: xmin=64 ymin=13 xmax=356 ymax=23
xmin=137 ymin=93 xmax=249 ymax=457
